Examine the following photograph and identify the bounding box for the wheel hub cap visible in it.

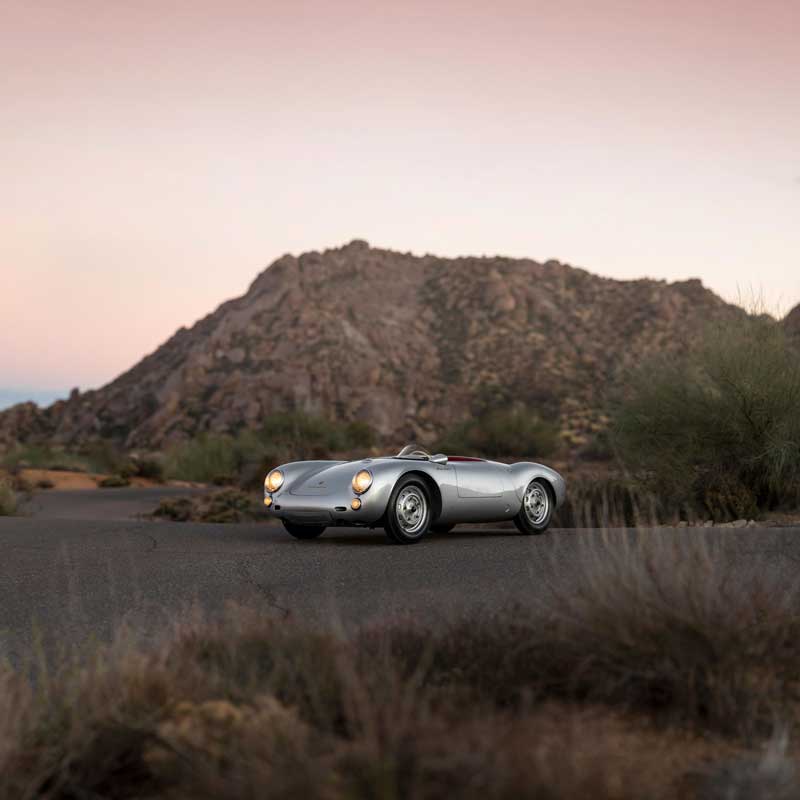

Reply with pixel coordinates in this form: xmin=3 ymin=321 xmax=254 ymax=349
xmin=396 ymin=487 xmax=427 ymax=535
xmin=523 ymin=483 xmax=549 ymax=525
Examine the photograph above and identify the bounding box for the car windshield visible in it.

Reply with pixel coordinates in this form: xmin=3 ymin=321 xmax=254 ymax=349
xmin=396 ymin=444 xmax=431 ymax=460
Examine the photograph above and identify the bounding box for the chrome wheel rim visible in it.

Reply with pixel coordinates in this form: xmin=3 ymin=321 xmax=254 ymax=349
xmin=523 ymin=482 xmax=549 ymax=526
xmin=395 ymin=487 xmax=427 ymax=535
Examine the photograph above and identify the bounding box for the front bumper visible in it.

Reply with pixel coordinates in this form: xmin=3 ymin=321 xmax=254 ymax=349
xmin=263 ymin=485 xmax=390 ymax=527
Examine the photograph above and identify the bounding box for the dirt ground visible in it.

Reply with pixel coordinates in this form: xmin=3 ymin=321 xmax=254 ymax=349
xmin=5 ymin=468 xmax=200 ymax=491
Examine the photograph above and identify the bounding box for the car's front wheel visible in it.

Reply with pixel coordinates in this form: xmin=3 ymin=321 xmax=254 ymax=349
xmin=384 ymin=477 xmax=431 ymax=544
xmin=283 ymin=521 xmax=326 ymax=540
xmin=513 ymin=479 xmax=554 ymax=535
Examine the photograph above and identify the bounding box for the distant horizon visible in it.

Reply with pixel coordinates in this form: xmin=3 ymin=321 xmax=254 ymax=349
xmin=0 ymin=389 xmax=68 ymax=412
xmin=4 ymin=0 xmax=798 ymax=391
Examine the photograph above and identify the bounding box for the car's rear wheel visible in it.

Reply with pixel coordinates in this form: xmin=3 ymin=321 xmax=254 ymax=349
xmin=283 ymin=521 xmax=326 ymax=540
xmin=384 ymin=477 xmax=431 ymax=544
xmin=513 ymin=479 xmax=554 ymax=535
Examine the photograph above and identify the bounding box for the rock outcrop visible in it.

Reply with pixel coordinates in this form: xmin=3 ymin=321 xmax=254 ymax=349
xmin=0 ymin=241 xmax=743 ymax=451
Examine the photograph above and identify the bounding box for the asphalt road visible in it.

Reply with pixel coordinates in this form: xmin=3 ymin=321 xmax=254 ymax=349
xmin=2 ymin=489 xmax=799 ymax=667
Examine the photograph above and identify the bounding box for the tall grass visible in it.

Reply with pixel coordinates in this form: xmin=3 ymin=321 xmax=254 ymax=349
xmin=613 ymin=313 xmax=800 ymax=519
xmin=1 ymin=533 xmax=798 ymax=798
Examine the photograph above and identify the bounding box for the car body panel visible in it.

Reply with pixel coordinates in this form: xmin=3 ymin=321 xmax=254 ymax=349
xmin=264 ymin=452 xmax=567 ymax=529
xmin=453 ymin=461 xmax=505 ymax=498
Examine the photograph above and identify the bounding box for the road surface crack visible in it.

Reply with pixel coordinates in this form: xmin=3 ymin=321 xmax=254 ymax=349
xmin=235 ymin=562 xmax=291 ymax=619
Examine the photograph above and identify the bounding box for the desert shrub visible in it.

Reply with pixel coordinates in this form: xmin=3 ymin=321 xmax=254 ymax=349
xmin=1 ymin=444 xmax=90 ymax=473
xmin=0 ymin=479 xmax=16 ymax=515
xmin=553 ymin=476 xmax=672 ymax=528
xmin=438 ymin=407 xmax=559 ymax=458
xmin=36 ymin=478 xmax=55 ymax=490
xmin=191 ymin=489 xmax=260 ymax=523
xmin=164 ymin=434 xmax=243 ymax=485
xmin=613 ymin=314 xmax=800 ymax=519
xmin=81 ymin=440 xmax=130 ymax=475
xmin=0 ymin=442 xmax=135 ymax=475
xmin=152 ymin=496 xmax=194 ymax=522
xmin=98 ymin=474 xmax=131 ymax=488
xmin=164 ymin=414 xmax=375 ymax=487
xmin=129 ymin=454 xmax=164 ymax=482
xmin=11 ymin=473 xmax=33 ymax=493
xmin=153 ymin=490 xmax=261 ymax=524
xmin=259 ymin=412 xmax=374 ymax=457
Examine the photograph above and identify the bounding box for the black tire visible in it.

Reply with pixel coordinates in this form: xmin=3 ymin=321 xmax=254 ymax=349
xmin=384 ymin=476 xmax=432 ymax=545
xmin=430 ymin=523 xmax=454 ymax=534
xmin=513 ymin=479 xmax=554 ymax=535
xmin=283 ymin=521 xmax=326 ymax=540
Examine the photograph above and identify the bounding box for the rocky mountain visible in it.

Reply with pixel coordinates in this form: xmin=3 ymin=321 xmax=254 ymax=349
xmin=0 ymin=240 xmax=744 ymax=452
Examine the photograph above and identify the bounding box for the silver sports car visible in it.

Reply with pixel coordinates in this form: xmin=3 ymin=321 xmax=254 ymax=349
xmin=263 ymin=445 xmax=566 ymax=544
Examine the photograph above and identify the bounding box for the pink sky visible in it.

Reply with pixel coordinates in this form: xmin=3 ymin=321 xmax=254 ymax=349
xmin=2 ymin=0 xmax=799 ymax=393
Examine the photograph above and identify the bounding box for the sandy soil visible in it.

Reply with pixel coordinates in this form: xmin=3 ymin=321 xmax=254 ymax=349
xmin=10 ymin=469 xmax=201 ymax=491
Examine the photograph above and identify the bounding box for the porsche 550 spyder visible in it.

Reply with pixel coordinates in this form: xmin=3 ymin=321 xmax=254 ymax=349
xmin=263 ymin=445 xmax=566 ymax=544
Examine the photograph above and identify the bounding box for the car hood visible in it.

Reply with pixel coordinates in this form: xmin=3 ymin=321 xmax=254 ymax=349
xmin=288 ymin=461 xmax=367 ymax=496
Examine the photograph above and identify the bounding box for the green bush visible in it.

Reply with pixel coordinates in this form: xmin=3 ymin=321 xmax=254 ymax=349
xmin=165 ymin=414 xmax=375 ymax=486
xmin=0 ymin=479 xmax=16 ymax=515
xmin=81 ymin=440 xmax=129 ymax=475
xmin=612 ymin=314 xmax=800 ymax=519
xmin=259 ymin=412 xmax=373 ymax=457
xmin=1 ymin=445 xmax=90 ymax=473
xmin=437 ymin=407 xmax=559 ymax=458
xmin=0 ymin=442 xmax=132 ymax=475
xmin=164 ymin=434 xmax=244 ymax=485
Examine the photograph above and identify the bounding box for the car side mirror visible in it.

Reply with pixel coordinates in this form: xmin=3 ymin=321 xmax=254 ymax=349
xmin=430 ymin=453 xmax=448 ymax=465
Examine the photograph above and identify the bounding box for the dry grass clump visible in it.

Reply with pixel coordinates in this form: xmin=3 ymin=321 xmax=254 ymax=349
xmin=1 ymin=534 xmax=799 ymax=798
xmin=0 ymin=478 xmax=17 ymax=515
xmin=97 ymin=474 xmax=132 ymax=488
xmin=153 ymin=489 xmax=262 ymax=523
xmin=553 ymin=475 xmax=670 ymax=528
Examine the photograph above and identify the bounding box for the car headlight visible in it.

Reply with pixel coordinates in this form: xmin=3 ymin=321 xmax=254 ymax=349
xmin=265 ymin=469 xmax=284 ymax=493
xmin=352 ymin=469 xmax=373 ymax=494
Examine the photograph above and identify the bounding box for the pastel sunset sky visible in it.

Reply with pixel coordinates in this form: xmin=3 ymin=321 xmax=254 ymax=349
xmin=2 ymin=0 xmax=798 ymax=400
